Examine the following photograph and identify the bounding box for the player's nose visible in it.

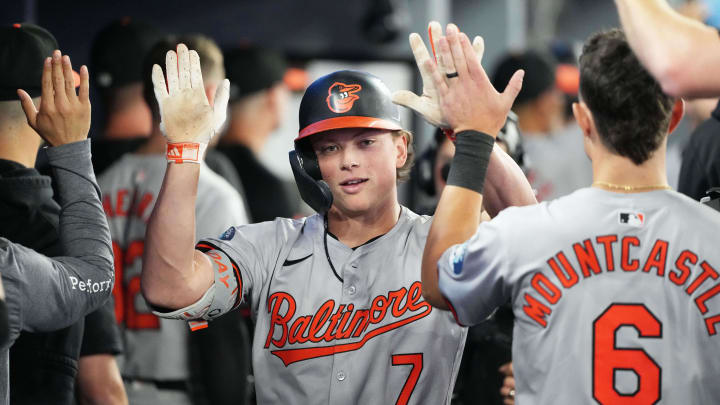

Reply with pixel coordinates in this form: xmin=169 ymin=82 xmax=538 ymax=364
xmin=340 ymin=149 xmax=361 ymax=170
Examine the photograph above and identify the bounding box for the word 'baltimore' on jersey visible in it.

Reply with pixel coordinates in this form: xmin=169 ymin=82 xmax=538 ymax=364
xmin=264 ymin=281 xmax=432 ymax=366
xmin=522 ymin=234 xmax=720 ymax=336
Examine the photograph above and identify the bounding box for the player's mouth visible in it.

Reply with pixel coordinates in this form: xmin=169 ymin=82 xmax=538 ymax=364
xmin=339 ymin=177 xmax=368 ymax=193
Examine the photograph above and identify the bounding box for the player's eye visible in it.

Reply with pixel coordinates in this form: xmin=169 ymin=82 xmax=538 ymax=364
xmin=359 ymin=139 xmax=375 ymax=147
xmin=319 ymin=144 xmax=338 ymax=154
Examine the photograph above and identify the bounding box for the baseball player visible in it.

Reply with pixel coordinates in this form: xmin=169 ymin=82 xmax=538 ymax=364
xmin=139 ymin=37 xmax=532 ymax=403
xmin=98 ymin=37 xmax=247 ymax=404
xmin=421 ymin=24 xmax=720 ymax=404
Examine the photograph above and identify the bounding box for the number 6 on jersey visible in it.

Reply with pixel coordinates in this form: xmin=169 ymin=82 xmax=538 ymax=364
xmin=593 ymin=303 xmax=662 ymax=405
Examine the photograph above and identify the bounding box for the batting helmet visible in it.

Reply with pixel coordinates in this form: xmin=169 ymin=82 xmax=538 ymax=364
xmin=289 ymin=70 xmax=403 ymax=213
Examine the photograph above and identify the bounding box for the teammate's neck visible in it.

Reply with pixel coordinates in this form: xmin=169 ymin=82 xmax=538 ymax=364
xmin=220 ymin=112 xmax=273 ymax=156
xmin=516 ymin=105 xmax=552 ymax=136
xmin=102 ymin=85 xmax=153 ymax=139
xmin=327 ymin=198 xmax=402 ymax=248
xmin=103 ymin=102 xmax=153 ymax=139
xmin=0 ymin=122 xmax=42 ymax=168
xmin=591 ymin=141 xmax=669 ymax=192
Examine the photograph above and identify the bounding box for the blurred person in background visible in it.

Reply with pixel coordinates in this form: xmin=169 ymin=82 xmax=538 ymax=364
xmin=0 ymin=23 xmax=126 ymax=405
xmin=678 ymin=99 xmax=720 ymax=200
xmin=492 ymin=50 xmax=592 ymax=201
xmin=414 ymin=117 xmax=523 ymax=215
xmin=89 ymin=18 xmax=163 ymax=176
xmin=98 ymin=35 xmax=248 ymax=405
xmin=217 ymin=47 xmax=299 ymax=222
xmin=91 ymin=21 xmax=243 ymax=194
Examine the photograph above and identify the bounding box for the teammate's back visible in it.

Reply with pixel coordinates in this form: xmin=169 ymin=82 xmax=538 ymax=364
xmin=421 ymin=26 xmax=720 ymax=405
xmin=453 ymin=188 xmax=720 ymax=403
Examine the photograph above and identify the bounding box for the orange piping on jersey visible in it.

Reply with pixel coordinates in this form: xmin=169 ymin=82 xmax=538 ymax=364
xmin=442 ymin=296 xmax=465 ymax=327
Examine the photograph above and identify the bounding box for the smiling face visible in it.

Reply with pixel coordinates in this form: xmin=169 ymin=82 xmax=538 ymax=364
xmin=310 ymin=128 xmax=408 ymax=216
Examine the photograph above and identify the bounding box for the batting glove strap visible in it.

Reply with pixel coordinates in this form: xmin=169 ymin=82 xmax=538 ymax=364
xmin=166 ymin=142 xmax=208 ymax=164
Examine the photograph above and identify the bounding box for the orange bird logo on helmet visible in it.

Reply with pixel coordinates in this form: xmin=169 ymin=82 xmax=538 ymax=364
xmin=326 ymin=82 xmax=362 ymax=113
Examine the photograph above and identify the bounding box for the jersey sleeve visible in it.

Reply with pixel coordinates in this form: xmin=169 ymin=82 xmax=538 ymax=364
xmin=199 ymin=220 xmax=284 ymax=305
xmin=437 ymin=211 xmax=514 ymax=326
xmin=153 ymin=219 xmax=297 ymax=327
xmin=0 ymin=241 xmax=114 ymax=340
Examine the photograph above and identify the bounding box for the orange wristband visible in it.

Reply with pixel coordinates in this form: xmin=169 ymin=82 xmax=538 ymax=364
xmin=166 ymin=142 xmax=208 ymax=164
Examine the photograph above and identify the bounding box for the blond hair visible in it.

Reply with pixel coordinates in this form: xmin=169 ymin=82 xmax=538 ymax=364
xmin=178 ymin=34 xmax=225 ymax=84
xmin=392 ymin=129 xmax=414 ymax=182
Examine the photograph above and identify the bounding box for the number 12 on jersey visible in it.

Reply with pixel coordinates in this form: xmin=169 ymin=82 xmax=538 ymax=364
xmin=593 ymin=303 xmax=662 ymax=405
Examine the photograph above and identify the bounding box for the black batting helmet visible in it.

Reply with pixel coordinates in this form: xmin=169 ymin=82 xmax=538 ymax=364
xmin=289 ymin=70 xmax=402 ymax=213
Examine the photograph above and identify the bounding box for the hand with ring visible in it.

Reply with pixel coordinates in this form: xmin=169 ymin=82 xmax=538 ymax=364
xmin=425 ymin=23 xmax=524 ymax=136
xmin=392 ymin=21 xmax=485 ymax=129
xmin=499 ymin=362 xmax=516 ymax=405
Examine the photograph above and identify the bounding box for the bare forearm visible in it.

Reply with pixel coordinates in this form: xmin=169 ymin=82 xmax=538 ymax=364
xmin=422 ymin=186 xmax=483 ymax=308
xmin=482 ymin=145 xmax=537 ymax=217
xmin=616 ymin=0 xmax=720 ymax=97
xmin=142 ymin=163 xmax=207 ymax=308
xmin=77 ymin=355 xmax=128 ymax=405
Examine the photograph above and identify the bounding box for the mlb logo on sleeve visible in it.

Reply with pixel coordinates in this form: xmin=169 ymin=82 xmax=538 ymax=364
xmin=618 ymin=212 xmax=644 ymax=227
xmin=220 ymin=226 xmax=236 ymax=241
xmin=451 ymin=242 xmax=468 ymax=275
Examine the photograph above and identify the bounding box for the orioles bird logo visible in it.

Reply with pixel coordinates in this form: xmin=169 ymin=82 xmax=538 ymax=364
xmin=326 ymin=82 xmax=362 ymax=113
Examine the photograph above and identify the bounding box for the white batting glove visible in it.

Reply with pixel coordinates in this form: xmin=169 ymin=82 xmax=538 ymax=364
xmin=392 ymin=21 xmax=485 ymax=129
xmin=152 ymin=43 xmax=230 ymax=164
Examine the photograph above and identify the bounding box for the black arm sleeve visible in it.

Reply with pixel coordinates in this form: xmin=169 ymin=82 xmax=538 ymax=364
xmin=80 ymin=298 xmax=122 ymax=356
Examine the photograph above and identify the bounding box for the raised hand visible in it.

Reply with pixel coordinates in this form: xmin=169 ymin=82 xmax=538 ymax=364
xmin=392 ymin=21 xmax=486 ymax=129
xmin=18 ymin=50 xmax=91 ymax=146
xmin=428 ymin=24 xmax=524 ymax=136
xmin=151 ymin=43 xmax=229 ymax=145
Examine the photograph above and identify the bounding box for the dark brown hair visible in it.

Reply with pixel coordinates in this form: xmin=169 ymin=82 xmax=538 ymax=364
xmin=578 ymin=28 xmax=675 ymax=165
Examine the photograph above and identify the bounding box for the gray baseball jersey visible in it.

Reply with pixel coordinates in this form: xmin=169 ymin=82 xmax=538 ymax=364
xmin=438 ymin=187 xmax=720 ymax=404
xmin=99 ymin=154 xmax=247 ymax=381
xmin=194 ymin=207 xmax=466 ymax=404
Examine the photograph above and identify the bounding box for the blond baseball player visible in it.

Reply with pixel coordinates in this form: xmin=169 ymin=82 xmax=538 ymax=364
xmin=139 ymin=35 xmax=531 ymax=404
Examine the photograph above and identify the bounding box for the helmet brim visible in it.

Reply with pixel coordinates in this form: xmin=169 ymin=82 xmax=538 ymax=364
xmin=296 ymin=116 xmax=402 ymax=141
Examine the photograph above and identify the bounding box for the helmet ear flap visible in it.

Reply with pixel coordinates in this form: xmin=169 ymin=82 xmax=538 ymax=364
xmin=289 ymin=147 xmax=333 ymax=214
xmin=295 ymin=140 xmax=323 ymax=181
